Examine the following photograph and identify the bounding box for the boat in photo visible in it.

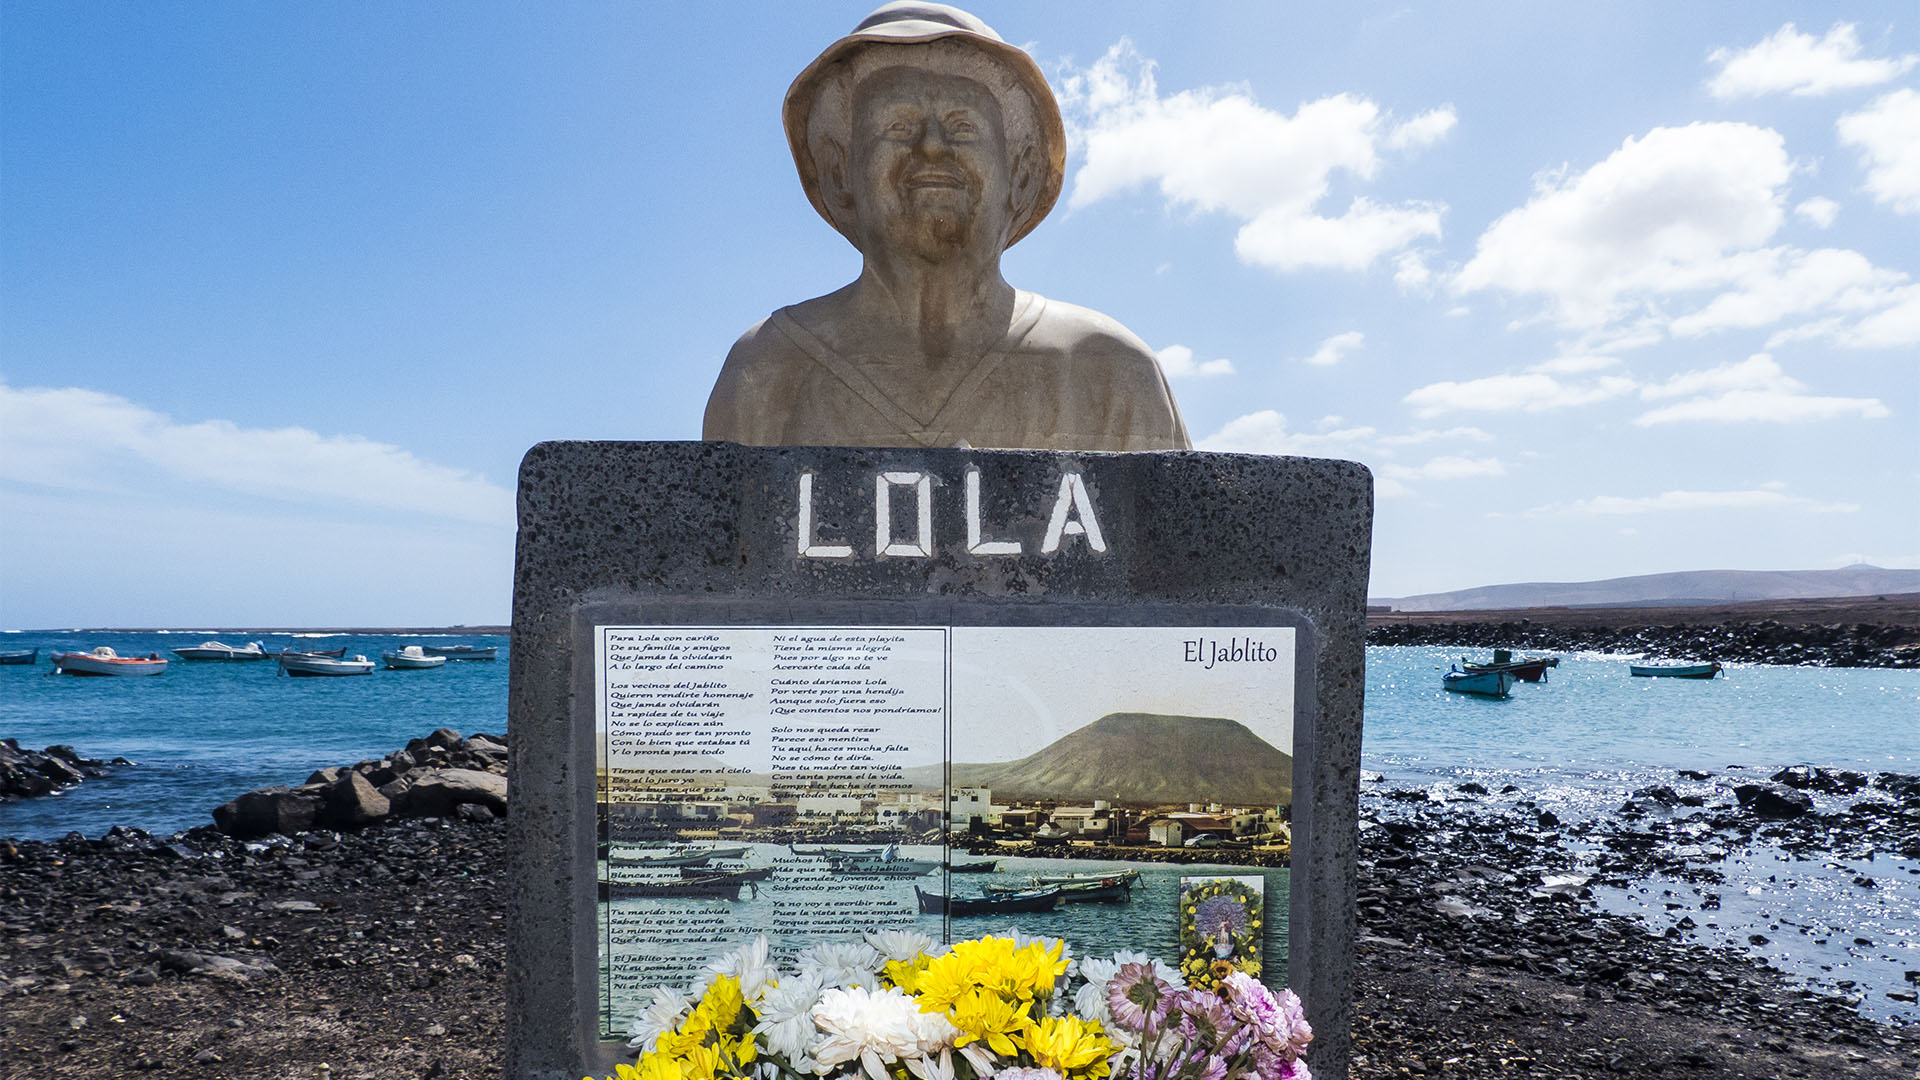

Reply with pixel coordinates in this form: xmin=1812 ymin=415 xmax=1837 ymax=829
xmin=1028 ymin=868 xmax=1143 ymax=888
xmin=827 ymin=842 xmax=942 ymax=876
xmin=608 ymin=844 xmax=748 ymax=867
xmin=600 ymin=873 xmax=753 ymax=901
xmin=170 ymin=640 xmax=268 ymax=661
xmin=945 ymin=857 xmax=1000 ymax=873
xmin=916 ymin=885 xmax=1062 ymax=917
xmin=266 ymin=645 xmax=349 ymax=659
xmin=278 ymin=653 xmax=376 ymax=677
xmin=678 ymin=864 xmax=774 ymax=883
xmin=988 ymin=875 xmax=1132 ymax=904
xmin=1461 ymin=649 xmax=1560 ymax=682
xmin=381 ymin=645 xmax=448 ymax=670
xmin=422 ymin=644 xmax=498 ymax=661
xmin=50 ymin=647 xmax=168 ymax=677
xmin=0 ymin=648 xmax=39 ymax=665
xmin=1629 ymin=661 xmax=1722 ymax=679
xmin=1442 ymin=666 xmax=1517 ymax=698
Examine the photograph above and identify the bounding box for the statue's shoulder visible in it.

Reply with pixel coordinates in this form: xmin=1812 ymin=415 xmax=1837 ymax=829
xmin=703 ymin=307 xmax=819 ymax=443
xmin=1021 ymin=294 xmax=1192 ymax=450
xmin=1025 ymin=295 xmax=1162 ymax=378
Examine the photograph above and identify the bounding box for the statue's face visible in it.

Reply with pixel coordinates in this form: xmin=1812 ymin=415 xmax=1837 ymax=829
xmin=848 ymin=66 xmax=1013 ymax=263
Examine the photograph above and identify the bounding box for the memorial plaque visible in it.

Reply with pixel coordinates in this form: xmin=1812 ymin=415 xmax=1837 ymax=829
xmin=508 ymin=443 xmax=1371 ymax=1080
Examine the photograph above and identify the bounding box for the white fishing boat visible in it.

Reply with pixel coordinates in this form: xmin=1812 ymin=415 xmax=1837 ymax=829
xmin=278 ymin=653 xmax=375 ymax=677
xmin=50 ymin=646 xmax=167 ymax=677
xmin=170 ymin=640 xmax=267 ymax=661
xmin=422 ymin=644 xmax=498 ymax=661
xmin=381 ymin=645 xmax=448 ymax=670
xmin=607 ymin=844 xmax=749 ymax=867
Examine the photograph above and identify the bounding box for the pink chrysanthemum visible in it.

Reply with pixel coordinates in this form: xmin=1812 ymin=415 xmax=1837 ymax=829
xmin=1106 ymin=962 xmax=1173 ymax=1033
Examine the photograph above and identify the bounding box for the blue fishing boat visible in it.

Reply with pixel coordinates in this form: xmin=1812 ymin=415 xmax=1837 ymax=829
xmin=1629 ymin=661 xmax=1721 ymax=679
xmin=1442 ymin=666 xmax=1516 ymax=698
xmin=0 ymin=648 xmax=38 ymax=665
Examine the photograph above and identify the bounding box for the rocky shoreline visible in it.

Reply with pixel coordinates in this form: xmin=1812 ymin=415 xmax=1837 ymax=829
xmin=2 ymin=739 xmax=1917 ymax=1078
xmin=1367 ymin=618 xmax=1919 ymax=667
xmin=0 ymin=740 xmax=133 ymax=803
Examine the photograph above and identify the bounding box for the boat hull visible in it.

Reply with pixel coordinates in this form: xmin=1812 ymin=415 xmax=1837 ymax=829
xmin=278 ymin=655 xmax=374 ymax=676
xmin=1629 ymin=662 xmax=1721 ymax=679
xmin=51 ymin=653 xmax=167 ymax=677
xmin=382 ymin=652 xmax=447 ymax=670
xmin=916 ymin=885 xmax=1062 ymax=916
xmin=1462 ymin=657 xmax=1557 ymax=682
xmin=0 ymin=649 xmax=39 ymax=665
xmin=423 ymin=646 xmax=497 ymax=661
xmin=1442 ymin=669 xmax=1516 ymax=697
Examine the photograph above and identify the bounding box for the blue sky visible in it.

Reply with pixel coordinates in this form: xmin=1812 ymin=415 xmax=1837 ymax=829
xmin=3 ymin=3 xmax=1916 ymax=627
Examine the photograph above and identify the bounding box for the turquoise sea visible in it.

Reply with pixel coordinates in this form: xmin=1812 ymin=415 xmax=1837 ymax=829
xmin=3 ymin=636 xmax=1916 ymax=1019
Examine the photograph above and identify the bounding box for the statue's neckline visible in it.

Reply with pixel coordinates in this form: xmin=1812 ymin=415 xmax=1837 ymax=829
xmin=770 ymin=292 xmax=1046 ymax=442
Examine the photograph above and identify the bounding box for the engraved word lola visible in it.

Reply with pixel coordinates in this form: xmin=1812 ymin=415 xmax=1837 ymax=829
xmin=796 ymin=466 xmax=1105 ymax=559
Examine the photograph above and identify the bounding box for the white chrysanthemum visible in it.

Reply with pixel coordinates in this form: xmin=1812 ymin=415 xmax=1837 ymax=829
xmin=865 ymin=928 xmax=937 ymax=964
xmin=811 ymin=986 xmax=959 ymax=1080
xmin=754 ymin=970 xmax=829 ymax=1069
xmin=627 ymin=985 xmax=693 ymax=1051
xmin=1076 ymin=957 xmax=1119 ymax=989
xmin=707 ymin=934 xmax=779 ymax=1002
xmin=1111 ymin=949 xmax=1184 ymax=988
xmin=1072 ymin=981 xmax=1111 ymax=1026
xmin=798 ymin=941 xmax=882 ymax=990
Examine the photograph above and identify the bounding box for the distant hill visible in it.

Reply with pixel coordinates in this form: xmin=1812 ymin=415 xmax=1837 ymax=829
xmin=941 ymin=712 xmax=1292 ymax=807
xmin=1375 ymin=565 xmax=1920 ymax=613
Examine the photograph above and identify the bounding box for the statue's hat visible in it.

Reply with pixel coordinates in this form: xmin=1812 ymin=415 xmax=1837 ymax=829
xmin=783 ymin=2 xmax=1066 ymax=248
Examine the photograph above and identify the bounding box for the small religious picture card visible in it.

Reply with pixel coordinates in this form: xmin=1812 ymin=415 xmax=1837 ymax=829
xmin=1178 ymin=875 xmax=1265 ymax=989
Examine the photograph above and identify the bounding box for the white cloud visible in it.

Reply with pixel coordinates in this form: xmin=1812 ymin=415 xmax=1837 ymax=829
xmin=1381 ymin=455 xmax=1507 ymax=482
xmin=1404 ymin=372 xmax=1636 ymax=417
xmin=1197 ymin=412 xmax=1499 ymax=499
xmin=1530 ymin=488 xmax=1858 ymax=516
xmin=1793 ymin=196 xmax=1840 ymax=227
xmin=1393 ymin=251 xmax=1435 ymax=290
xmin=1838 ymin=88 xmax=1920 ymax=215
xmin=1665 ymin=247 xmax=1905 ymax=337
xmin=1453 ymin=120 xmax=1916 ymax=345
xmin=1154 ymin=344 xmax=1235 ymax=378
xmin=1059 ymin=40 xmax=1449 ymax=272
xmin=1453 ymin=122 xmax=1790 ymax=328
xmin=1301 ymin=330 xmax=1365 ymax=366
xmin=1632 ymin=353 xmax=1889 ymax=425
xmin=1707 ymin=23 xmax=1917 ymax=99
xmin=0 ymin=382 xmax=513 ymax=526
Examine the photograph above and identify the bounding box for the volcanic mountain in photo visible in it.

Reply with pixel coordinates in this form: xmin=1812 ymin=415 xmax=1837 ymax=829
xmin=946 ymin=712 xmax=1292 ymax=807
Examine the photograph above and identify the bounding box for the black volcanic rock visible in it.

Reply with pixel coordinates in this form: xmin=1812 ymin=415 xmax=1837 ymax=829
xmin=950 ymin=713 xmax=1292 ymax=806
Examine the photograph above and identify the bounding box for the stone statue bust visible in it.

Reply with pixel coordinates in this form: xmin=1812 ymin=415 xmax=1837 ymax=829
xmin=703 ymin=2 xmax=1192 ymax=451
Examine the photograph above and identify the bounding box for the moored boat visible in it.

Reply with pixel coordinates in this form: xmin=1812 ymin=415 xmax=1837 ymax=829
xmin=1442 ymin=666 xmax=1516 ymax=698
xmin=1461 ymin=649 xmax=1560 ymax=682
xmin=422 ymin=644 xmax=498 ymax=661
xmin=678 ymin=865 xmax=774 ymax=882
xmin=1629 ymin=661 xmax=1722 ymax=679
xmin=945 ymin=857 xmax=999 ymax=873
xmin=382 ymin=645 xmax=448 ymax=670
xmin=0 ymin=648 xmax=39 ymax=665
xmin=170 ymin=640 xmax=267 ymax=661
xmin=266 ymin=645 xmax=348 ymax=659
xmin=988 ymin=876 xmax=1132 ymax=903
xmin=915 ymin=885 xmax=1062 ymax=917
xmin=600 ymin=874 xmax=751 ymax=901
xmin=608 ymin=844 xmax=748 ymax=867
xmin=50 ymin=647 xmax=168 ymax=677
xmin=1028 ymin=868 xmax=1142 ymax=888
xmin=278 ymin=653 xmax=375 ymax=677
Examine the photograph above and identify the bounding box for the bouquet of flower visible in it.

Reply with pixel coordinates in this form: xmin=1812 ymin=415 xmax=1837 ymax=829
xmin=592 ymin=931 xmax=1309 ymax=1080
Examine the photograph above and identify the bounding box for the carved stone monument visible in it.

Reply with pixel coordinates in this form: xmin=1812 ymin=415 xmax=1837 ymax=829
xmin=508 ymin=7 xmax=1370 ymax=1080
xmin=702 ymin=3 xmax=1190 ymax=451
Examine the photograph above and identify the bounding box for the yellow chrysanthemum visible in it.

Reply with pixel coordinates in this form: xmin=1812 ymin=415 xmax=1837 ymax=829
xmin=654 ymin=1029 xmax=704 ymax=1059
xmin=916 ymin=935 xmax=1066 ymax=1012
xmin=688 ymin=975 xmax=746 ymax=1035
xmin=948 ymin=986 xmax=1033 ymax=1057
xmin=1024 ymin=1015 xmax=1113 ymax=1079
xmin=627 ymin=1055 xmax=692 ymax=1080
xmin=884 ymin=955 xmax=931 ymax=994
xmin=680 ymin=1042 xmax=726 ymax=1080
